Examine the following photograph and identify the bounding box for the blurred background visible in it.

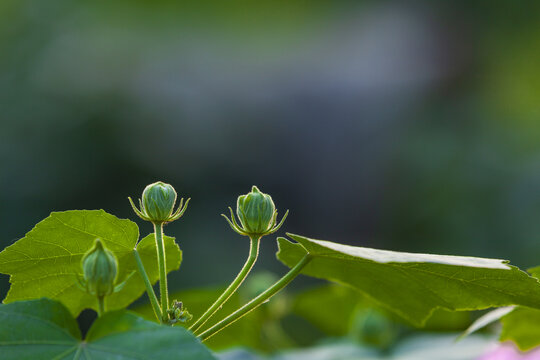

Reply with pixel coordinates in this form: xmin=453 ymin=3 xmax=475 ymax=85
xmin=1 ymin=0 xmax=540 ymax=354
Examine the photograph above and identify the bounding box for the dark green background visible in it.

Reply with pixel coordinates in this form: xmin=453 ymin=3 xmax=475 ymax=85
xmin=2 ymin=0 xmax=540 ymax=307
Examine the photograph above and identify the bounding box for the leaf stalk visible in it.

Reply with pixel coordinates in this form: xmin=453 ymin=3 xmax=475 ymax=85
xmin=191 ymin=236 xmax=261 ymax=334
xmin=198 ymin=252 xmax=312 ymax=341
xmin=133 ymin=248 xmax=162 ymax=323
xmin=154 ymin=223 xmax=169 ymax=322
xmin=97 ymin=295 xmax=105 ymax=317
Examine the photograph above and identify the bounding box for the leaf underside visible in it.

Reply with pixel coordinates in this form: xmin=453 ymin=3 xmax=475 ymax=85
xmin=276 ymin=233 xmax=540 ymax=326
xmin=496 ymin=266 xmax=540 ymax=351
xmin=0 ymin=210 xmax=182 ymax=316
xmin=0 ymin=298 xmax=215 ymax=360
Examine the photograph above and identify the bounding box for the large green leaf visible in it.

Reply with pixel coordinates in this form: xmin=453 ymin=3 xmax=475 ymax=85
xmin=460 ymin=266 xmax=540 ymax=350
xmin=277 ymin=233 xmax=540 ymax=326
xmin=0 ymin=298 xmax=215 ymax=360
xmin=0 ymin=210 xmax=182 ymax=315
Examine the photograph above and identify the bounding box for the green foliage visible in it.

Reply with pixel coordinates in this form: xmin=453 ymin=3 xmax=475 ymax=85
xmin=460 ymin=306 xmax=515 ymax=340
xmin=495 ymin=265 xmax=540 ymax=350
xmin=2 ymin=201 xmax=540 ymax=356
xmin=277 ymin=233 xmax=540 ymax=326
xmin=0 ymin=298 xmax=215 ymax=360
xmin=292 ymin=284 xmax=365 ymax=336
xmin=0 ymin=210 xmax=181 ymax=315
xmin=471 ymin=265 xmax=540 ymax=351
xmin=219 ymin=334 xmax=494 ymax=360
xmin=136 ymin=287 xmax=263 ymax=350
xmin=459 ymin=265 xmax=540 ymax=350
xmin=134 ymin=275 xmax=293 ymax=353
xmin=500 ymin=306 xmax=540 ymax=351
xmin=292 ymin=284 xmax=471 ymax=349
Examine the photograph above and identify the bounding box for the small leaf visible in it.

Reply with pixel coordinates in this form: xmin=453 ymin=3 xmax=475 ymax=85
xmin=0 ymin=210 xmax=181 ymax=316
xmin=277 ymin=233 xmax=540 ymax=326
xmin=496 ymin=265 xmax=540 ymax=351
xmin=0 ymin=298 xmax=216 ymax=360
xmin=500 ymin=307 xmax=540 ymax=351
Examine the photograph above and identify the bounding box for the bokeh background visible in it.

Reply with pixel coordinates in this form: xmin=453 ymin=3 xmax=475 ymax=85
xmin=2 ymin=0 xmax=540 ymax=338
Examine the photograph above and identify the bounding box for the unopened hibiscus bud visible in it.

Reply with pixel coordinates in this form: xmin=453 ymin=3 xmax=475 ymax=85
xmin=81 ymin=238 xmax=118 ymax=297
xmin=142 ymin=182 xmax=177 ymax=222
xmin=237 ymin=186 xmax=276 ymax=234
xmin=222 ymin=186 xmax=289 ymax=238
xmin=129 ymin=181 xmax=190 ymax=224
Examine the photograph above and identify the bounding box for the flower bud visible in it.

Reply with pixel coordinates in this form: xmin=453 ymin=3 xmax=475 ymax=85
xmin=236 ymin=186 xmax=277 ymax=235
xmin=81 ymin=238 xmax=118 ymax=297
xmin=141 ymin=181 xmax=177 ymax=222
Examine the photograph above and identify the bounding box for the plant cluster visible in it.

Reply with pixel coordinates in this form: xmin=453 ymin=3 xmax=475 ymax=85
xmin=0 ymin=182 xmax=539 ymax=359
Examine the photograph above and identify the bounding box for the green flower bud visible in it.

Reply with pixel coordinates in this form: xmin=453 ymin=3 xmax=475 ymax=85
xmin=81 ymin=239 xmax=118 ymax=297
xmin=222 ymin=185 xmax=289 ymax=238
xmin=236 ymin=186 xmax=277 ymax=235
xmin=129 ymin=181 xmax=190 ymax=224
xmin=141 ymin=181 xmax=177 ymax=222
xmin=167 ymin=300 xmax=193 ymax=324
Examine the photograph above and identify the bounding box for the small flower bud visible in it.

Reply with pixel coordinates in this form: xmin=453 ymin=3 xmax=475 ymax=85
xmin=142 ymin=182 xmax=177 ymax=222
xmin=81 ymin=238 xmax=118 ymax=297
xmin=222 ymin=185 xmax=289 ymax=238
xmin=167 ymin=300 xmax=193 ymax=324
xmin=129 ymin=181 xmax=190 ymax=224
xmin=237 ymin=186 xmax=277 ymax=235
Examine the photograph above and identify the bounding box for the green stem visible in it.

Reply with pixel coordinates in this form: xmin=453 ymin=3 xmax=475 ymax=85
xmin=191 ymin=237 xmax=261 ymax=334
xmin=198 ymin=253 xmax=312 ymax=341
xmin=154 ymin=222 xmax=169 ymax=322
xmin=133 ymin=248 xmax=162 ymax=323
xmin=97 ymin=295 xmax=105 ymax=317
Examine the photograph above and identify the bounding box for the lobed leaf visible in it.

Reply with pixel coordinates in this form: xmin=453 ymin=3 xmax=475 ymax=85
xmin=276 ymin=233 xmax=540 ymax=326
xmin=0 ymin=298 xmax=215 ymax=360
xmin=0 ymin=210 xmax=182 ymax=315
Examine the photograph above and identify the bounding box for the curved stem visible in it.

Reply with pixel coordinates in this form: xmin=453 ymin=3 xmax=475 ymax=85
xmin=97 ymin=295 xmax=105 ymax=317
xmin=190 ymin=237 xmax=261 ymax=334
xmin=198 ymin=253 xmax=312 ymax=341
xmin=133 ymin=248 xmax=162 ymax=323
xmin=154 ymin=222 xmax=169 ymax=322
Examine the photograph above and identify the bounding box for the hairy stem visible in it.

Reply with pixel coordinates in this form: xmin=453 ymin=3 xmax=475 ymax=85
xmin=191 ymin=237 xmax=261 ymax=334
xmin=154 ymin=223 xmax=169 ymax=322
xmin=97 ymin=295 xmax=105 ymax=317
xmin=133 ymin=248 xmax=162 ymax=323
xmin=198 ymin=253 xmax=312 ymax=341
